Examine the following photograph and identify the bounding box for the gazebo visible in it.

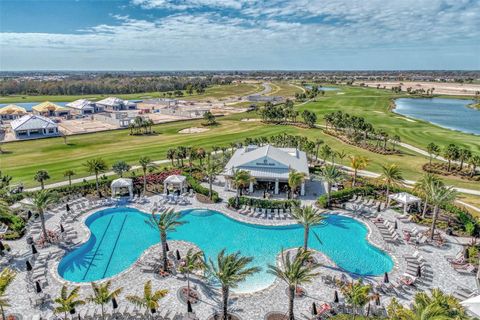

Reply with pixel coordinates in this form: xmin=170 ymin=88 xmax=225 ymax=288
xmin=111 ymin=178 xmax=133 ymax=198
xmin=163 ymin=175 xmax=187 ymax=194
xmin=388 ymin=192 xmax=421 ymax=213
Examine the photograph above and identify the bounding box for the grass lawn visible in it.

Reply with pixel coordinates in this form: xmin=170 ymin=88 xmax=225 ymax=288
xmin=0 ymin=83 xmax=264 ymax=104
xmin=266 ymin=81 xmax=305 ymax=97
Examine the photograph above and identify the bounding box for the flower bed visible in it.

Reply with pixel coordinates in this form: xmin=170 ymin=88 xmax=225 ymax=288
xmin=228 ymin=196 xmax=300 ymax=209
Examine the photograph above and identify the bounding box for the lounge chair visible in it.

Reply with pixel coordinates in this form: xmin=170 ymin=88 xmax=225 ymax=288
xmin=454 ymin=264 xmax=476 ymax=274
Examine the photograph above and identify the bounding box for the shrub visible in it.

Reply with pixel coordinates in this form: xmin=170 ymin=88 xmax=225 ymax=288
xmin=465 ymin=222 xmax=476 ymax=236
xmin=316 ymin=186 xmax=376 ymax=208
xmin=228 ymin=196 xmax=300 ymax=209
xmin=184 ymin=174 xmax=221 ymax=203
xmin=0 ymin=213 xmax=25 ymax=240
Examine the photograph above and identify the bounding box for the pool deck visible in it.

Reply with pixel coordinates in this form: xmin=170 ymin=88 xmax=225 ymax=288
xmin=3 ymin=191 xmax=476 ymax=319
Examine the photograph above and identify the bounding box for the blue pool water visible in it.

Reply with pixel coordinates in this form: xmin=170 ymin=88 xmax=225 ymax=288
xmin=0 ymin=102 xmax=69 ymax=111
xmin=393 ymin=98 xmax=479 ymax=135
xmin=58 ymin=208 xmax=393 ymax=292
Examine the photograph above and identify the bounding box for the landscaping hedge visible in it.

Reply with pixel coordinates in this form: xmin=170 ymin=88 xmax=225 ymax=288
xmin=228 ymin=196 xmax=300 ymax=209
xmin=0 ymin=212 xmax=26 ymax=240
xmin=184 ymin=174 xmax=221 ymax=203
xmin=316 ymin=186 xmax=375 ymax=209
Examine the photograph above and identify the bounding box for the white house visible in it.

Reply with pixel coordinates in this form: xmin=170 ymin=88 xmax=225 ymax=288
xmin=223 ymin=145 xmax=309 ymax=196
xmin=10 ymin=114 xmax=59 ymax=138
xmin=96 ymin=97 xmax=137 ymax=111
xmin=65 ymin=99 xmax=102 ymax=115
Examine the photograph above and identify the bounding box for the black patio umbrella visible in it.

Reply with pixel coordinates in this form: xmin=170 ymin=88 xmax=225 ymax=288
xmin=0 ymin=241 xmax=5 ymax=251
xmin=312 ymin=302 xmax=318 ymax=315
xmin=66 ymin=203 xmax=71 ymax=212
xmin=60 ymin=224 xmax=65 ymax=233
xmin=70 ymin=308 xmax=76 ymax=315
xmin=334 ymin=290 xmax=339 ymax=303
xmin=26 ymin=260 xmax=33 ymax=271
xmin=31 ymin=244 xmax=38 ymax=255
xmin=375 ymin=295 xmax=381 ymax=306
xmin=27 ymin=210 xmax=32 ymax=219
xmin=150 ymin=308 xmax=156 ymax=314
xmin=165 ymin=242 xmax=170 ymax=252
xmin=394 ymin=220 xmax=398 ymax=230
xmin=377 ymin=204 xmax=381 ymax=212
xmin=176 ymin=249 xmax=181 ymax=260
xmin=383 ymin=272 xmax=389 ymax=284
xmin=166 ymin=189 xmax=170 ymax=195
xmin=112 ymin=298 xmax=118 ymax=310
xmin=416 ymin=265 xmax=422 ymax=277
xmin=35 ymin=281 xmax=42 ymax=293
xmin=187 ymin=300 xmax=193 ymax=313
xmin=464 ymin=248 xmax=469 ymax=259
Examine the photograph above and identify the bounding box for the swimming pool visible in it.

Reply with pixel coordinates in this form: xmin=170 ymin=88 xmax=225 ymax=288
xmin=58 ymin=208 xmax=393 ymax=292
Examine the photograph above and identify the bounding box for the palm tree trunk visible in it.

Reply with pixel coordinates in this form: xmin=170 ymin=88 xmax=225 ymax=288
xmin=143 ymin=169 xmax=147 ymax=195
xmin=161 ymin=231 xmax=168 ymax=272
xmin=352 ymin=169 xmax=357 ymax=187
xmin=209 ymin=176 xmax=213 ymax=200
xmin=422 ymin=201 xmax=428 ymax=218
xmin=386 ymin=186 xmax=390 ymax=207
xmin=304 ymin=226 xmax=309 ymax=251
xmin=327 ymin=183 xmax=331 ymax=208
xmin=187 ymin=272 xmax=191 ymax=302
xmin=41 ymin=180 xmax=44 ymax=190
xmin=69 ymin=176 xmax=72 ymax=186
xmin=447 ymin=160 xmax=451 ymax=172
xmin=1 ymin=304 xmax=5 ymax=320
xmin=64 ymin=312 xmax=67 ymax=320
xmin=288 ymin=285 xmax=295 ymax=320
xmin=101 ymin=304 xmax=105 ymax=320
xmin=170 ymin=158 xmax=174 ymax=166
xmin=39 ymin=209 xmax=49 ymax=242
xmin=222 ymin=285 xmax=229 ymax=320
xmin=430 ymin=205 xmax=439 ymax=240
xmin=95 ymin=172 xmax=100 ymax=197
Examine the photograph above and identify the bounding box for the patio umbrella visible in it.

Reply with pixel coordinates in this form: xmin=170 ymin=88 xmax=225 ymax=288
xmin=112 ymin=298 xmax=118 ymax=310
xmin=312 ymin=302 xmax=318 ymax=315
xmin=394 ymin=220 xmax=398 ymax=230
xmin=60 ymin=224 xmax=65 ymax=233
xmin=70 ymin=308 xmax=76 ymax=315
xmin=31 ymin=244 xmax=38 ymax=255
xmin=375 ymin=295 xmax=381 ymax=306
xmin=416 ymin=265 xmax=422 ymax=277
xmin=383 ymin=272 xmax=389 ymax=283
xmin=27 ymin=210 xmax=32 ymax=219
xmin=35 ymin=281 xmax=42 ymax=293
xmin=165 ymin=242 xmax=170 ymax=252
xmin=150 ymin=308 xmax=156 ymax=314
xmin=66 ymin=204 xmax=70 ymax=212
xmin=26 ymin=260 xmax=33 ymax=271
xmin=187 ymin=300 xmax=193 ymax=313
xmin=0 ymin=241 xmax=5 ymax=251
xmin=334 ymin=290 xmax=339 ymax=303
xmin=176 ymin=249 xmax=181 ymax=260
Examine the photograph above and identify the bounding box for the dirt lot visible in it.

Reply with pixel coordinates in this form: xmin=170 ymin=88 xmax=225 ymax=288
xmin=360 ymin=81 xmax=480 ymax=96
xmin=59 ymin=118 xmax=118 ymax=134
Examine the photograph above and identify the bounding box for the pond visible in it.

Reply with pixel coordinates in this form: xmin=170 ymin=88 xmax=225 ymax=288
xmin=393 ymin=98 xmax=479 ymax=135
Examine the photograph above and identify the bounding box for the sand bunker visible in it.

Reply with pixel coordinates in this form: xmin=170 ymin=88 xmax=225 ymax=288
xmin=396 ymin=117 xmax=417 ymax=122
xmin=241 ymin=118 xmax=261 ymax=122
xmin=178 ymin=127 xmax=210 ymax=134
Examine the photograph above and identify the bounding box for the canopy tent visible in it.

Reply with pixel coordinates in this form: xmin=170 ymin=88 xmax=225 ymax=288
xmin=461 ymin=295 xmax=480 ymax=317
xmin=111 ymin=178 xmax=133 ymax=198
xmin=388 ymin=192 xmax=422 ymax=213
xmin=164 ymin=175 xmax=187 ymax=194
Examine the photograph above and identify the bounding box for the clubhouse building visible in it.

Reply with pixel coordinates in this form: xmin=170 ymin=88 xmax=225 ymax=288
xmin=223 ymin=144 xmax=309 ymax=196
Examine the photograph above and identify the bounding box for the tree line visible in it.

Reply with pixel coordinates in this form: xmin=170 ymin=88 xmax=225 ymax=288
xmin=259 ymin=100 xmax=317 ymax=127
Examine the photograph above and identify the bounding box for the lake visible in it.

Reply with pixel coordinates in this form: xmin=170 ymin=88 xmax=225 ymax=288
xmin=393 ymin=98 xmax=479 ymax=135
xmin=0 ymin=102 xmax=69 ymax=111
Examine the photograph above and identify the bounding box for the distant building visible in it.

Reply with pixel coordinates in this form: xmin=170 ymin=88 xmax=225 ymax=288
xmin=32 ymin=101 xmax=70 ymax=117
xmin=65 ymin=99 xmax=103 ymax=115
xmin=0 ymin=104 xmax=27 ymax=120
xmin=10 ymin=114 xmax=59 ymax=138
xmin=96 ymin=97 xmax=137 ymax=111
xmin=141 ymin=98 xmax=178 ymax=108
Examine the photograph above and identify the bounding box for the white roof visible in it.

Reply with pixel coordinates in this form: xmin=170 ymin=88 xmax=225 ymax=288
xmin=111 ymin=178 xmax=133 ymax=188
xmin=96 ymin=97 xmax=125 ymax=107
xmin=461 ymin=295 xmax=480 ymax=317
xmin=10 ymin=114 xmax=57 ymax=131
xmin=224 ymin=145 xmax=309 ymax=179
xmin=164 ymin=174 xmax=186 ymax=184
xmin=388 ymin=192 xmax=421 ymax=204
xmin=65 ymin=99 xmax=95 ymax=110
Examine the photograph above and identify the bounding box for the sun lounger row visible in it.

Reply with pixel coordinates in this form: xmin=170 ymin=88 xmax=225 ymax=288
xmin=236 ymin=206 xmax=294 ymax=220
xmin=373 ymin=219 xmax=401 ymax=243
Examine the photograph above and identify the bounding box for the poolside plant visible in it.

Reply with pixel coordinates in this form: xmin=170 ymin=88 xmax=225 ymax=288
xmin=178 ymin=249 xmax=205 ymax=302
xmin=29 ymin=190 xmax=58 ymax=243
xmin=87 ymin=281 xmax=123 ymax=320
xmin=146 ymin=208 xmax=186 ymax=272
xmin=34 ymin=169 xmax=50 ymax=190
xmin=339 ymin=279 xmax=371 ymax=320
xmin=53 ymin=285 xmax=86 ymax=320
xmin=267 ymin=248 xmax=320 ymax=320
xmin=207 ymin=249 xmax=260 ymax=320
xmin=413 ymin=173 xmax=443 ymax=218
xmin=291 ymin=205 xmax=325 ymax=251
xmin=138 ymin=156 xmax=157 ymax=195
xmin=0 ymin=268 xmax=15 ymax=320
xmin=349 ymin=155 xmax=369 ymax=187
xmin=203 ymin=153 xmax=222 ymax=201
xmin=63 ymin=169 xmax=76 ymax=187
xmin=184 ymin=174 xmax=221 ymax=202
xmin=228 ymin=196 xmax=299 ymax=210
xmin=126 ymin=280 xmax=167 ymax=319
xmin=84 ymin=158 xmax=108 ymax=197
xmin=111 ymin=160 xmax=131 ymax=178
xmin=377 ymin=164 xmax=404 ymax=207
xmin=425 ymin=181 xmax=457 ymax=240
xmin=288 ymin=170 xmax=306 ymax=199
xmin=231 ymin=169 xmax=255 ymax=206
xmin=319 ymin=165 xmax=344 ymax=207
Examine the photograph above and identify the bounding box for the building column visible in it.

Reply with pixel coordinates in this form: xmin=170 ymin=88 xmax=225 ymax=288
xmin=274 ymin=179 xmax=279 ymax=195
xmin=27 ymin=130 xmax=30 ymax=137
xmin=249 ymin=181 xmax=254 ymax=193
xmin=224 ymin=178 xmax=229 ymax=191
xmin=300 ymin=182 xmax=305 ymax=196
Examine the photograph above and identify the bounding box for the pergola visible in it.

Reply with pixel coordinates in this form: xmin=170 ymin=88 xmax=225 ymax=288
xmin=388 ymin=192 xmax=421 ymax=213
xmin=164 ymin=175 xmax=187 ymax=194
xmin=111 ymin=178 xmax=133 ymax=198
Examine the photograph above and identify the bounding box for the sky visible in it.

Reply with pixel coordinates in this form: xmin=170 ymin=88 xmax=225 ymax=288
xmin=0 ymin=0 xmax=479 ymax=71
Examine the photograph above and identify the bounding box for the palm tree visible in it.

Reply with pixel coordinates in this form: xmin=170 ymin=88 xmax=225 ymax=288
xmin=139 ymin=156 xmax=156 ymax=195
xmin=207 ymin=250 xmax=260 ymax=320
xmin=291 ymin=205 xmax=324 ymax=250
xmin=84 ymin=158 xmax=108 ymax=197
xmin=413 ymin=173 xmax=442 ymax=218
xmin=126 ymin=281 xmax=168 ymax=319
xmin=0 ymin=268 xmax=15 ymax=320
xmin=63 ymin=170 xmax=76 ymax=187
xmin=469 ymin=155 xmax=480 ymax=177
xmin=231 ymin=169 xmax=254 ymax=204
xmin=426 ymin=142 xmax=440 ymax=165
xmin=377 ymin=164 xmax=404 ymax=207
xmin=319 ymin=165 xmax=344 ymax=207
xmin=339 ymin=279 xmax=371 ymax=320
xmin=426 ymin=181 xmax=456 ymax=240
xmin=267 ymin=249 xmax=320 ymax=320
xmin=458 ymin=148 xmax=472 ymax=171
xmin=87 ymin=281 xmax=123 ymax=320
xmin=349 ymin=155 xmax=369 ymax=187
xmin=146 ymin=208 xmax=185 ymax=272
xmin=176 ymin=146 xmax=187 ymax=167
xmin=179 ymin=249 xmax=205 ymax=302
xmin=443 ymin=144 xmax=459 ymax=172
xmin=288 ymin=170 xmax=306 ymax=199
xmin=30 ymin=190 xmax=58 ymax=242
xmin=314 ymin=138 xmax=324 ymax=161
xmin=166 ymin=148 xmax=176 ymax=167
xmin=204 ymin=153 xmax=222 ymax=200
xmin=319 ymin=144 xmax=333 ymax=164
xmin=34 ymin=169 xmax=50 ymax=190
xmin=53 ymin=285 xmax=86 ymax=320
xmin=112 ymin=160 xmax=131 ymax=177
